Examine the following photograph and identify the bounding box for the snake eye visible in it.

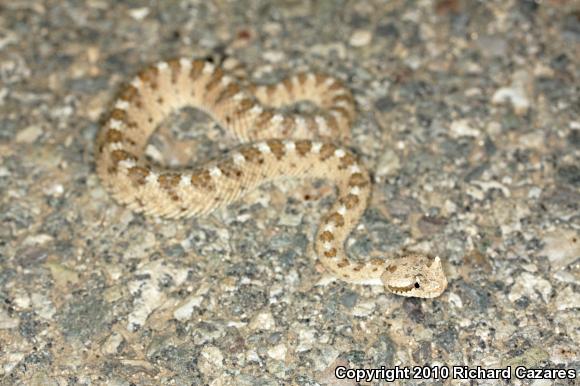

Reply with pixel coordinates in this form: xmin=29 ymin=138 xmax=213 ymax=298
xmin=414 ymin=282 xmax=420 ymax=289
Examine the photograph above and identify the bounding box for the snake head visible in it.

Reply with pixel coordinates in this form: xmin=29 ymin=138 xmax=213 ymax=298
xmin=381 ymin=255 xmax=447 ymax=298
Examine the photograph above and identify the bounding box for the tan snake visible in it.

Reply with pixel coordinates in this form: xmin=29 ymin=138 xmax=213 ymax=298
xmin=95 ymin=58 xmax=448 ymax=298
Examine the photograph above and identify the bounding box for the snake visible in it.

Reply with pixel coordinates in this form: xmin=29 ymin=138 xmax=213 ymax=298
xmin=95 ymin=58 xmax=448 ymax=298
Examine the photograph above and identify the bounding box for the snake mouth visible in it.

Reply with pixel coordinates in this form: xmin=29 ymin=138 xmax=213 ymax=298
xmin=387 ymin=283 xmax=418 ymax=294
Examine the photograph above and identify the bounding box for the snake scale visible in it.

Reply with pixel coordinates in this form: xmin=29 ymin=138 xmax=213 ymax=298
xmin=96 ymin=58 xmax=447 ymax=298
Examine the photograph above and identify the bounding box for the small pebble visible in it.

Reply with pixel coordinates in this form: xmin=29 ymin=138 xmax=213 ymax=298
xmin=554 ymin=286 xmax=580 ymax=311
xmin=128 ymin=7 xmax=149 ymax=20
xmin=267 ymin=343 xmax=287 ymax=361
xmin=352 ymin=300 xmax=376 ymax=317
xmin=16 ymin=125 xmax=43 ymax=143
xmin=199 ymin=346 xmax=224 ymax=374
xmin=249 ymin=311 xmax=276 ymax=330
xmin=450 ymin=119 xmax=480 ymax=138
xmin=349 ymin=29 xmax=372 ymax=46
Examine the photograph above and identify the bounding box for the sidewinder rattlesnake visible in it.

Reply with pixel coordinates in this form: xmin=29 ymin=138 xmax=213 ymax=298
xmin=96 ymin=58 xmax=448 ymax=298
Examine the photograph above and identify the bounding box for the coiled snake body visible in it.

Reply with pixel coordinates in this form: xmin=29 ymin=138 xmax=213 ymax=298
xmin=96 ymin=58 xmax=447 ymax=298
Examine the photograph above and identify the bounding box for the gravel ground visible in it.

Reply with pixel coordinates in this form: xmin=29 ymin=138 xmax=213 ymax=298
xmin=0 ymin=1 xmax=578 ymax=385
